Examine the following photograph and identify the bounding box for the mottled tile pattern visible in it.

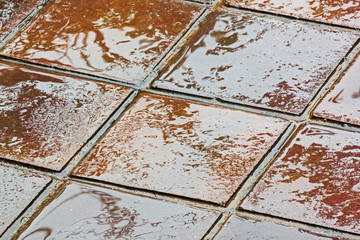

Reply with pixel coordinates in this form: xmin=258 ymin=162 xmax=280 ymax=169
xmin=153 ymin=10 xmax=357 ymax=114
xmin=0 ymin=0 xmax=204 ymax=85
xmin=242 ymin=124 xmax=360 ymax=234
xmin=314 ymin=53 xmax=360 ymax=126
xmin=0 ymin=62 xmax=131 ymax=170
xmin=18 ymin=181 xmax=219 ymax=240
xmin=214 ymin=215 xmax=341 ymax=240
xmin=0 ymin=166 xmax=50 ymax=235
xmin=226 ymin=0 xmax=360 ymax=29
xmin=74 ymin=93 xmax=288 ymax=205
xmin=0 ymin=0 xmax=43 ymax=40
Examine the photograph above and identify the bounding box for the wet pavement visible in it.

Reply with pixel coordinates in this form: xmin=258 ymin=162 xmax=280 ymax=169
xmin=1 ymin=0 xmax=360 ymax=239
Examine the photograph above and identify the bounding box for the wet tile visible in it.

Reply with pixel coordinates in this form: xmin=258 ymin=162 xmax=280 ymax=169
xmin=242 ymin=124 xmax=360 ymax=234
xmin=226 ymin=0 xmax=360 ymax=29
xmin=0 ymin=0 xmax=43 ymax=40
xmin=153 ymin=10 xmax=358 ymax=114
xmin=18 ymin=181 xmax=219 ymax=239
xmin=0 ymin=61 xmax=131 ymax=170
xmin=0 ymin=165 xmax=50 ymax=235
xmin=215 ymin=215 xmax=343 ymax=240
xmin=74 ymin=93 xmax=288 ymax=205
xmin=314 ymin=53 xmax=360 ymax=126
xmin=0 ymin=0 xmax=204 ymax=85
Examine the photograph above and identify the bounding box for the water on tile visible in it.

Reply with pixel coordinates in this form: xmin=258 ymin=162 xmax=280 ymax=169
xmin=242 ymin=124 xmax=360 ymax=234
xmin=214 ymin=215 xmax=343 ymax=240
xmin=0 ymin=0 xmax=43 ymax=40
xmin=226 ymin=0 xmax=360 ymax=29
xmin=0 ymin=166 xmax=50 ymax=235
xmin=314 ymin=52 xmax=360 ymax=126
xmin=74 ymin=93 xmax=289 ymax=205
xmin=18 ymin=181 xmax=219 ymax=240
xmin=153 ymin=10 xmax=357 ymax=114
xmin=0 ymin=61 xmax=131 ymax=170
xmin=1 ymin=0 xmax=204 ymax=85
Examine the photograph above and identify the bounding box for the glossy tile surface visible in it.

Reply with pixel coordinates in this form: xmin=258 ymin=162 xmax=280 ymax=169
xmin=226 ymin=0 xmax=360 ymax=29
xmin=242 ymin=124 xmax=360 ymax=234
xmin=153 ymin=10 xmax=357 ymax=114
xmin=214 ymin=215 xmax=341 ymax=240
xmin=0 ymin=62 xmax=131 ymax=170
xmin=314 ymin=53 xmax=360 ymax=126
xmin=1 ymin=0 xmax=204 ymax=85
xmin=0 ymin=166 xmax=50 ymax=235
xmin=74 ymin=93 xmax=288 ymax=205
xmin=0 ymin=0 xmax=42 ymax=40
xmin=18 ymin=181 xmax=219 ymax=240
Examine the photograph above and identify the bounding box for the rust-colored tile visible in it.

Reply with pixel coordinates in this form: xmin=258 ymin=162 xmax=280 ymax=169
xmin=0 ymin=61 xmax=131 ymax=170
xmin=0 ymin=166 xmax=50 ymax=235
xmin=0 ymin=0 xmax=43 ymax=40
xmin=153 ymin=10 xmax=357 ymax=114
xmin=242 ymin=124 xmax=360 ymax=234
xmin=314 ymin=53 xmax=360 ymax=126
xmin=18 ymin=181 xmax=219 ymax=239
xmin=226 ymin=0 xmax=360 ymax=29
xmin=1 ymin=0 xmax=204 ymax=85
xmin=74 ymin=93 xmax=288 ymax=205
xmin=215 ymin=215 xmax=342 ymax=240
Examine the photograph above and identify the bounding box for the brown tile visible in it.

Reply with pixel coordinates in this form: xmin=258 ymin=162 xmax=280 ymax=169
xmin=1 ymin=0 xmax=204 ymax=85
xmin=226 ymin=0 xmax=360 ymax=29
xmin=215 ymin=215 xmax=343 ymax=240
xmin=0 ymin=61 xmax=131 ymax=170
xmin=314 ymin=53 xmax=360 ymax=126
xmin=18 ymin=181 xmax=219 ymax=239
xmin=74 ymin=93 xmax=289 ymax=205
xmin=0 ymin=0 xmax=43 ymax=40
xmin=241 ymin=124 xmax=360 ymax=234
xmin=153 ymin=10 xmax=358 ymax=114
xmin=0 ymin=165 xmax=50 ymax=235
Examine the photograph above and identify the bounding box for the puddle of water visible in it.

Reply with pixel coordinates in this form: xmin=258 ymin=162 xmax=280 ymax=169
xmin=0 ymin=61 xmax=131 ymax=170
xmin=242 ymin=124 xmax=360 ymax=234
xmin=74 ymin=92 xmax=289 ymax=205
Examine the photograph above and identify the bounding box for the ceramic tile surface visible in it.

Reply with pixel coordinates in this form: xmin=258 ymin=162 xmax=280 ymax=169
xmin=18 ymin=181 xmax=219 ymax=240
xmin=0 ymin=166 xmax=50 ymax=235
xmin=0 ymin=61 xmax=131 ymax=170
xmin=153 ymin=10 xmax=357 ymax=114
xmin=0 ymin=0 xmax=43 ymax=40
xmin=226 ymin=0 xmax=360 ymax=29
xmin=74 ymin=93 xmax=289 ymax=205
xmin=242 ymin=124 xmax=360 ymax=234
xmin=0 ymin=0 xmax=204 ymax=85
xmin=214 ymin=215 xmax=342 ymax=240
xmin=314 ymin=53 xmax=360 ymax=126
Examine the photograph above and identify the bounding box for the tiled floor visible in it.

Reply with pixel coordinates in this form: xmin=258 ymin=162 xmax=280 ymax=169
xmin=0 ymin=0 xmax=360 ymax=239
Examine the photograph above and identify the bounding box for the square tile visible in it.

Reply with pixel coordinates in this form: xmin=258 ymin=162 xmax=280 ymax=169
xmin=74 ymin=93 xmax=289 ymax=205
xmin=153 ymin=10 xmax=358 ymax=114
xmin=314 ymin=53 xmax=360 ymax=126
xmin=0 ymin=0 xmax=43 ymax=40
xmin=1 ymin=0 xmax=204 ymax=85
xmin=214 ymin=215 xmax=339 ymax=240
xmin=0 ymin=165 xmax=50 ymax=235
xmin=226 ymin=0 xmax=360 ymax=29
xmin=0 ymin=61 xmax=131 ymax=170
xmin=18 ymin=181 xmax=219 ymax=239
xmin=242 ymin=124 xmax=360 ymax=234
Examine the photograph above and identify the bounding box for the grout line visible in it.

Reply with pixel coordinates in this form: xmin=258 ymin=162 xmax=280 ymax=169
xmin=1 ymin=0 xmax=360 ymax=239
xmin=0 ymin=0 xmax=53 ymax=51
xmin=224 ymin=3 xmax=360 ymax=31
xmin=58 ymin=91 xmax=140 ymax=177
xmin=202 ymin=213 xmax=231 ymax=240
xmin=0 ymin=180 xmax=64 ymax=240
xmin=225 ymin=122 xmax=300 ymax=210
